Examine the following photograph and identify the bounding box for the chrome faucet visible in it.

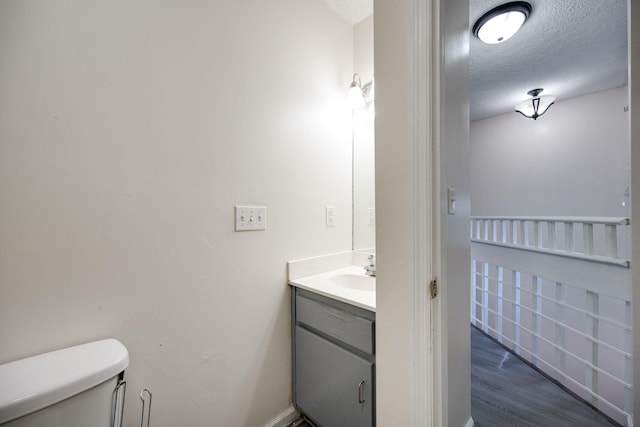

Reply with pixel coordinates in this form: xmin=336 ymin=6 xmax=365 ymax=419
xmin=364 ymin=254 xmax=376 ymax=277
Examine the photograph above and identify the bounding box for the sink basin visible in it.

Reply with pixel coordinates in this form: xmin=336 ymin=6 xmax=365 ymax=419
xmin=330 ymin=273 xmax=375 ymax=292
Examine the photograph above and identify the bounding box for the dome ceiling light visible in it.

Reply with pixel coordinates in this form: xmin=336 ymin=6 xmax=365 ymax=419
xmin=473 ymin=1 xmax=532 ymax=44
xmin=515 ymin=88 xmax=556 ymax=120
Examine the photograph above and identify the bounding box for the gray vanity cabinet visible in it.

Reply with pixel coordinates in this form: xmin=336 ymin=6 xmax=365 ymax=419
xmin=292 ymin=288 xmax=375 ymax=427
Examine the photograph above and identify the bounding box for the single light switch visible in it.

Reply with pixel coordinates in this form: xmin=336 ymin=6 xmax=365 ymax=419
xmin=447 ymin=188 xmax=456 ymax=215
xmin=235 ymin=205 xmax=267 ymax=231
xmin=326 ymin=206 xmax=336 ymax=227
xmin=368 ymin=207 xmax=375 ymax=225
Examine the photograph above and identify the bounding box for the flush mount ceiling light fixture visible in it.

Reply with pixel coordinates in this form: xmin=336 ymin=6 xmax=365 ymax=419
xmin=472 ymin=1 xmax=532 ymax=44
xmin=515 ymin=88 xmax=556 ymax=120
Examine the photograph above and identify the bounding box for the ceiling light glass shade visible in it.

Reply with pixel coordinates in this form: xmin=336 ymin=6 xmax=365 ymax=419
xmin=515 ymin=89 xmax=556 ymax=120
xmin=477 ymin=11 xmax=526 ymax=43
xmin=473 ymin=2 xmax=531 ymax=44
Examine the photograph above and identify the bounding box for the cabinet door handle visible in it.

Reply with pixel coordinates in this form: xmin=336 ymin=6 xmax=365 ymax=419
xmin=358 ymin=380 xmax=366 ymax=403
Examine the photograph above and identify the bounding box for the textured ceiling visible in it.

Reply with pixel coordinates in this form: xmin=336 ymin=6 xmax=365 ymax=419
xmin=469 ymin=0 xmax=628 ymax=120
xmin=326 ymin=0 xmax=628 ymax=121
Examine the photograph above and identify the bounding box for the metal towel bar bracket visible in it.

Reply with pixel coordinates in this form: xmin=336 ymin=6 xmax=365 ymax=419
xmin=112 ymin=379 xmax=126 ymax=427
xmin=140 ymin=388 xmax=152 ymax=427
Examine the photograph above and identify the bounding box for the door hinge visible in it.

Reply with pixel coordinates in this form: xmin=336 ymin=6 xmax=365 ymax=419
xmin=428 ymin=278 xmax=438 ymax=299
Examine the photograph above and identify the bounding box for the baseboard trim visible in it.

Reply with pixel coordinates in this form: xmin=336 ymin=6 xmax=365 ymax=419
xmin=264 ymin=405 xmax=299 ymax=427
xmin=465 ymin=416 xmax=475 ymax=427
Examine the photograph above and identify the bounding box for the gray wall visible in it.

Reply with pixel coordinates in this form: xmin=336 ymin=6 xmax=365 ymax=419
xmin=471 ymin=87 xmax=629 ymax=217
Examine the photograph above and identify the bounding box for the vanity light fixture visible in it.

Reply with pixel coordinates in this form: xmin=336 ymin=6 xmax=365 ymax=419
xmin=515 ymin=88 xmax=556 ymax=120
xmin=349 ymin=74 xmax=365 ymax=109
xmin=362 ymin=81 xmax=374 ymax=103
xmin=472 ymin=1 xmax=531 ymax=44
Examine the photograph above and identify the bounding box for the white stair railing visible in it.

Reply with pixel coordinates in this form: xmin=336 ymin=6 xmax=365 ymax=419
xmin=470 ymin=216 xmax=632 ymax=426
xmin=471 ymin=216 xmax=630 ymax=267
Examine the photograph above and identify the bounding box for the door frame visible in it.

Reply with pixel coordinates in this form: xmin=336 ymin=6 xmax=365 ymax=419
xmin=630 ymin=0 xmax=640 ymax=424
xmin=377 ymin=0 xmax=638 ymax=426
xmin=374 ymin=0 xmax=470 ymax=425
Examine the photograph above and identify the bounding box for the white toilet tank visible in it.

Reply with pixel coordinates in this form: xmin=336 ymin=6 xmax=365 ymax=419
xmin=0 ymin=339 xmax=129 ymax=427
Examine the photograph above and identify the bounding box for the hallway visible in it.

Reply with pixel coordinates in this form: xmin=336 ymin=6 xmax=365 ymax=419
xmin=471 ymin=326 xmax=619 ymax=426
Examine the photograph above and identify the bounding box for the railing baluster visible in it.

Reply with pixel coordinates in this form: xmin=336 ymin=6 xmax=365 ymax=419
xmin=520 ymin=220 xmax=528 ymax=246
xmin=606 ymin=224 xmax=618 ymax=259
xmin=514 ymin=270 xmax=521 ymax=356
xmin=585 ymin=291 xmax=599 ymax=405
xmin=502 ymin=220 xmax=508 ymax=244
xmin=547 ymin=221 xmax=556 ymax=250
xmin=471 ymin=259 xmax=477 ymax=327
xmin=497 ymin=266 xmax=504 ymax=343
xmin=531 ymin=221 xmax=540 ymax=248
xmin=482 ymin=262 xmax=489 ymax=334
xmin=555 ymin=282 xmax=567 ymax=383
xmin=531 ymin=276 xmax=542 ymax=367
xmin=624 ymin=301 xmax=632 ymax=419
xmin=564 ymin=222 xmax=574 ymax=252
xmin=583 ymin=223 xmax=594 ymax=255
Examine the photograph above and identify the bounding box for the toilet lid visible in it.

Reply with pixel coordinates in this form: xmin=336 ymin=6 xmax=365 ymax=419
xmin=0 ymin=338 xmax=129 ymax=424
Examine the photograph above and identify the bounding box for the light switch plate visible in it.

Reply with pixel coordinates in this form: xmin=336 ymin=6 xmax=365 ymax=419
xmin=447 ymin=188 xmax=456 ymax=215
xmin=326 ymin=206 xmax=336 ymax=227
xmin=235 ymin=205 xmax=267 ymax=231
xmin=368 ymin=207 xmax=375 ymax=225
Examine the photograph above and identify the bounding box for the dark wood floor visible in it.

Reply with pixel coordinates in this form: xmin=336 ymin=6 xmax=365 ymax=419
xmin=471 ymin=326 xmax=618 ymax=427
xmin=291 ymin=327 xmax=619 ymax=426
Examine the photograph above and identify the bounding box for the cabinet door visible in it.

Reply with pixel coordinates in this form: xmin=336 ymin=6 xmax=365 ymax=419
xmin=295 ymin=326 xmax=374 ymax=427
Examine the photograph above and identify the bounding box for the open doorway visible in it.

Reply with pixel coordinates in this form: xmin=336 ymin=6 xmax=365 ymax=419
xmin=468 ymin=1 xmax=631 ymax=425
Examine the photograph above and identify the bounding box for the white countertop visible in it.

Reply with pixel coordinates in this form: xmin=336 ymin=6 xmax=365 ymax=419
xmin=289 ymin=265 xmax=376 ymax=312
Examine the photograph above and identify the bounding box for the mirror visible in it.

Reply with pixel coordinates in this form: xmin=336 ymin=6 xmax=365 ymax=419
xmin=352 ymin=104 xmax=375 ymax=252
xmin=352 ymin=16 xmax=375 ymax=253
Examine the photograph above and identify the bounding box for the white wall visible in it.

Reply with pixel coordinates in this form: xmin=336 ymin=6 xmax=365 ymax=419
xmin=374 ymin=0 xmax=416 ymax=423
xmin=471 ymin=87 xmax=630 ymax=217
xmin=0 ymin=1 xmax=353 ymax=426
xmin=354 ymin=15 xmax=374 ymax=91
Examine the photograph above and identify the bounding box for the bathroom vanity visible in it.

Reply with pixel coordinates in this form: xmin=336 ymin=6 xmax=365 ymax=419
xmin=288 ymin=257 xmax=376 ymax=427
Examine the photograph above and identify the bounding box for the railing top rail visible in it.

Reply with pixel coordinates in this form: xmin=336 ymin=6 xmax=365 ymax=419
xmin=470 ymin=216 xmax=630 ymax=226
xmin=471 ymin=239 xmax=631 ymax=268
